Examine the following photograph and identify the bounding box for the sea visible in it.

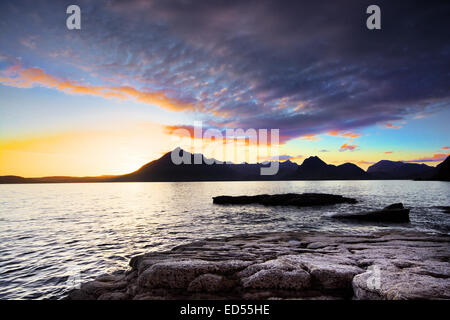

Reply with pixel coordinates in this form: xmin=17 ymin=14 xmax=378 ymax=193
xmin=0 ymin=180 xmax=448 ymax=299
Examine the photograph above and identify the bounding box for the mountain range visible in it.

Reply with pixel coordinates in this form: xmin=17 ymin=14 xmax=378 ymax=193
xmin=0 ymin=148 xmax=448 ymax=183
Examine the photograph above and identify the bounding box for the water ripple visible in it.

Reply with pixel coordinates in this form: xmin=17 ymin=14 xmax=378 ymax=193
xmin=0 ymin=180 xmax=449 ymax=299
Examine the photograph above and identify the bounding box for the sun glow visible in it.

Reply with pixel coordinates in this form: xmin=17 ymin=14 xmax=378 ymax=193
xmin=0 ymin=123 xmax=174 ymax=177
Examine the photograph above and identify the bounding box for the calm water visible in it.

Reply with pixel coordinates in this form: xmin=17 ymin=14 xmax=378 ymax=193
xmin=0 ymin=180 xmax=449 ymax=299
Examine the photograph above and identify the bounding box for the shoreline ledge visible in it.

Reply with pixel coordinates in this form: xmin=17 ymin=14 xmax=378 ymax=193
xmin=67 ymin=230 xmax=450 ymax=300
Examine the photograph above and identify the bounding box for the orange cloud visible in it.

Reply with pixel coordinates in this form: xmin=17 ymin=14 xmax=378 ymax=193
xmin=384 ymin=151 xmax=393 ymax=154
xmin=327 ymin=130 xmax=361 ymax=140
xmin=441 ymin=146 xmax=449 ymax=150
xmin=327 ymin=130 xmax=340 ymax=136
xmin=403 ymin=153 xmax=449 ymax=163
xmin=0 ymin=66 xmax=198 ymax=112
xmin=339 ymin=143 xmax=357 ymax=151
xmin=341 ymin=132 xmax=361 ymax=139
xmin=300 ymin=134 xmax=319 ymax=141
xmin=357 ymin=160 xmax=375 ymax=165
xmin=384 ymin=123 xmax=402 ymax=129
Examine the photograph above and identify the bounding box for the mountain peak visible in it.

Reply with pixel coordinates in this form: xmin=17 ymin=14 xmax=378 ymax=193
xmin=302 ymin=156 xmax=327 ymax=166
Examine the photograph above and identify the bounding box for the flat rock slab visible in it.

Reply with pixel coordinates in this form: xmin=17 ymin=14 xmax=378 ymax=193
xmin=66 ymin=230 xmax=450 ymax=300
xmin=213 ymin=193 xmax=357 ymax=207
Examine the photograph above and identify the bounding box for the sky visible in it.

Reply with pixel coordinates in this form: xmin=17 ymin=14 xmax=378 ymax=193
xmin=0 ymin=0 xmax=449 ymax=177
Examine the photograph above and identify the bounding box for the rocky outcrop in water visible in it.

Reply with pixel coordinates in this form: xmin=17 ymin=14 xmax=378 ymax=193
xmin=212 ymin=193 xmax=357 ymax=206
xmin=435 ymin=206 xmax=450 ymax=214
xmin=331 ymin=203 xmax=410 ymax=222
xmin=67 ymin=231 xmax=450 ymax=300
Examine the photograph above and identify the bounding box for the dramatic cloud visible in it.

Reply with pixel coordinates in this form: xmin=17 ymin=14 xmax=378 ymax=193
xmin=1 ymin=0 xmax=449 ymax=142
xmin=0 ymin=66 xmax=198 ymax=112
xmin=163 ymin=124 xmax=281 ymax=146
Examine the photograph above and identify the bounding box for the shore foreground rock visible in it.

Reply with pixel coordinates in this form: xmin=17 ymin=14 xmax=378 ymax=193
xmin=213 ymin=193 xmax=357 ymax=206
xmin=67 ymin=230 xmax=450 ymax=300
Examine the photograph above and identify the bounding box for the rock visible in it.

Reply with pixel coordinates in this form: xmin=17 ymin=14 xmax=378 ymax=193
xmin=213 ymin=193 xmax=357 ymax=207
xmin=353 ymin=267 xmax=450 ymax=300
xmin=66 ymin=289 xmax=95 ymax=300
xmin=434 ymin=206 xmax=450 ymax=214
xmin=306 ymin=242 xmax=328 ymax=249
xmin=188 ymin=274 xmax=234 ymax=292
xmin=79 ymin=280 xmax=127 ymax=298
xmin=280 ymin=254 xmax=363 ymax=290
xmin=331 ymin=203 xmax=410 ymax=222
xmin=67 ymin=230 xmax=450 ymax=300
xmin=242 ymin=268 xmax=311 ymax=290
xmin=98 ymin=291 xmax=128 ymax=300
xmin=138 ymin=260 xmax=217 ymax=289
xmin=384 ymin=203 xmax=404 ymax=210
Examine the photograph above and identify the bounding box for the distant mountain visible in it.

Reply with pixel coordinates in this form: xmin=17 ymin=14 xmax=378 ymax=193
xmin=296 ymin=156 xmax=334 ymax=179
xmin=335 ymin=163 xmax=368 ymax=179
xmin=0 ymin=175 xmax=115 ymax=184
xmin=115 ymin=148 xmax=299 ymax=181
xmin=117 ymin=150 xmax=369 ymax=182
xmin=367 ymin=160 xmax=436 ymax=179
xmin=0 ymin=175 xmax=30 ymax=183
xmin=295 ymin=156 xmax=368 ymax=179
xmin=115 ymin=148 xmax=239 ymax=182
xmin=432 ymin=155 xmax=450 ymax=181
xmin=0 ymin=148 xmax=446 ymax=183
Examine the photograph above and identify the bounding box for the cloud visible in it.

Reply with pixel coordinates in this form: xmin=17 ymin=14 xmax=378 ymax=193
xmin=384 ymin=151 xmax=393 ymax=154
xmin=339 ymin=143 xmax=358 ymax=152
xmin=0 ymin=66 xmax=198 ymax=112
xmin=357 ymin=160 xmax=375 ymax=165
xmin=384 ymin=123 xmax=402 ymax=129
xmin=1 ymin=0 xmax=449 ymax=143
xmin=19 ymin=36 xmax=38 ymax=49
xmin=328 ymin=131 xmax=361 ymax=140
xmin=163 ymin=124 xmax=281 ymax=146
xmin=403 ymin=154 xmax=449 ymax=163
xmin=300 ymin=134 xmax=319 ymax=141
xmin=441 ymin=146 xmax=449 ymax=150
xmin=262 ymin=154 xmax=303 ymax=161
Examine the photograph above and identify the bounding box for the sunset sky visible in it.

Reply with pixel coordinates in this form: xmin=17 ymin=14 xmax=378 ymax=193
xmin=1 ymin=0 xmax=449 ymax=177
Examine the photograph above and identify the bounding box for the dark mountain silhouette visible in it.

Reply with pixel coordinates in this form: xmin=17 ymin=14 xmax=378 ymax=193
xmin=295 ymin=156 xmax=368 ymax=179
xmin=296 ymin=156 xmax=337 ymax=179
xmin=335 ymin=163 xmax=367 ymax=179
xmin=0 ymin=148 xmax=446 ymax=183
xmin=115 ymin=147 xmax=238 ymax=182
xmin=432 ymin=155 xmax=450 ymax=181
xmin=367 ymin=160 xmax=436 ymax=179
xmin=116 ymin=148 xmax=299 ymax=181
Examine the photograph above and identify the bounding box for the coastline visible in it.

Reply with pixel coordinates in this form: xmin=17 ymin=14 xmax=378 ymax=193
xmin=67 ymin=230 xmax=450 ymax=300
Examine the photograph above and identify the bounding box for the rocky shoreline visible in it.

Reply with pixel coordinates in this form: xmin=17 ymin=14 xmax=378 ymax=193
xmin=67 ymin=230 xmax=450 ymax=300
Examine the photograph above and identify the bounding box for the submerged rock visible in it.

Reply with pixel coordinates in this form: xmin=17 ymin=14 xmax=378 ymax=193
xmin=434 ymin=206 xmax=450 ymax=214
xmin=66 ymin=231 xmax=450 ymax=300
xmin=213 ymin=193 xmax=357 ymax=207
xmin=331 ymin=203 xmax=410 ymax=222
